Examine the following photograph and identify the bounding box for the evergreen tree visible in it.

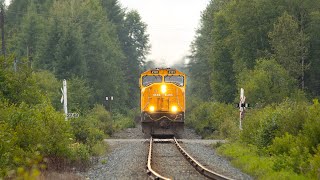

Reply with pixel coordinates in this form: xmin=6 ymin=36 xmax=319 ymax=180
xmin=121 ymin=10 xmax=149 ymax=108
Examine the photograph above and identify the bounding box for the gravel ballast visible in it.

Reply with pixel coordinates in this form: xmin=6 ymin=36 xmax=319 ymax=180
xmin=181 ymin=142 xmax=253 ymax=180
xmin=81 ymin=140 xmax=148 ymax=180
xmin=79 ymin=125 xmax=252 ymax=180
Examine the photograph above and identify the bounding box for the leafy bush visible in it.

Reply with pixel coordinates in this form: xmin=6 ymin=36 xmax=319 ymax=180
xmin=68 ymin=143 xmax=90 ymax=162
xmin=187 ymin=101 xmax=239 ymax=139
xmin=70 ymin=117 xmax=105 ymax=150
xmin=88 ymin=104 xmax=113 ymax=135
xmin=308 ymin=145 xmax=320 ymax=178
xmin=237 ymin=58 xmax=297 ymax=106
xmin=113 ymin=113 xmax=136 ymax=131
xmin=33 ymin=70 xmax=61 ymax=110
xmin=0 ymin=100 xmax=74 ymax=178
xmin=241 ymin=99 xmax=309 ymax=148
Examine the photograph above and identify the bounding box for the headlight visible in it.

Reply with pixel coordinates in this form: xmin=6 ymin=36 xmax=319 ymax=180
xmin=149 ymin=106 xmax=155 ymax=112
xmin=161 ymin=84 xmax=167 ymax=94
xmin=171 ymin=106 xmax=178 ymax=113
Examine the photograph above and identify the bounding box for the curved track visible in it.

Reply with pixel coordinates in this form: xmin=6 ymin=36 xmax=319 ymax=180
xmin=146 ymin=137 xmax=233 ymax=180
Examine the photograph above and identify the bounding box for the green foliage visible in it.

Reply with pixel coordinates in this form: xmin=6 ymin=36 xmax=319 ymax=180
xmin=0 ymin=0 xmax=151 ymax=177
xmin=0 ymin=57 xmax=44 ymax=105
xmin=7 ymin=0 xmax=149 ymax=112
xmin=113 ymin=113 xmax=136 ymax=131
xmin=217 ymin=143 xmax=308 ymax=179
xmin=68 ymin=142 xmax=90 ymax=162
xmin=88 ymin=104 xmax=113 ymax=135
xmin=187 ymin=0 xmax=320 ymax=178
xmin=309 ymin=145 xmax=320 ymax=178
xmin=0 ymin=98 xmax=73 ymax=178
xmin=241 ymin=99 xmax=308 ymax=148
xmin=68 ymin=77 xmax=93 ymax=114
xmin=268 ymin=133 xmax=297 ymax=155
xmin=238 ymin=58 xmax=296 ymax=105
xmin=188 ymin=0 xmax=320 ymax=102
xmin=217 ymin=98 xmax=320 ymax=179
xmin=301 ymin=99 xmax=320 ymax=152
xmin=269 ymin=12 xmax=309 ymax=81
xmin=306 ymin=11 xmax=320 ymax=96
xmin=187 ymin=101 xmax=239 ymax=139
xmin=33 ymin=70 xmax=60 ymax=109
xmin=120 ymin=10 xmax=150 ymax=108
xmin=0 ymin=56 xmax=109 ymax=178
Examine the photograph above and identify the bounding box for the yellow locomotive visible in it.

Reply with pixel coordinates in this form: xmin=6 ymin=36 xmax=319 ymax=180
xmin=140 ymin=68 xmax=186 ymax=136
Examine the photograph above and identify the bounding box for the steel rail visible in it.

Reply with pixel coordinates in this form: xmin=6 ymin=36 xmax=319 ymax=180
xmin=173 ymin=137 xmax=233 ymax=180
xmin=147 ymin=137 xmax=171 ymax=180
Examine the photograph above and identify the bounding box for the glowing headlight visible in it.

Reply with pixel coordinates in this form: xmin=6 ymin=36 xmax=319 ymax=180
xmin=171 ymin=106 xmax=178 ymax=113
xmin=149 ymin=106 xmax=155 ymax=112
xmin=161 ymin=85 xmax=167 ymax=93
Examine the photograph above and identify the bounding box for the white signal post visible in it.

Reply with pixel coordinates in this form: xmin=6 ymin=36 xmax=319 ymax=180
xmin=61 ymin=79 xmax=68 ymax=120
xmin=239 ymin=88 xmax=245 ymax=130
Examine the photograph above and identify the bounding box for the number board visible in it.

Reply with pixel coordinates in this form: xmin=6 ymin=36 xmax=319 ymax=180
xmin=67 ymin=113 xmax=79 ymax=118
xmin=168 ymin=70 xmax=176 ymax=74
xmin=151 ymin=70 xmax=159 ymax=74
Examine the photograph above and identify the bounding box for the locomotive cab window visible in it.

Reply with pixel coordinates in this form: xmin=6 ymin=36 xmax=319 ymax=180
xmin=164 ymin=75 xmax=184 ymax=86
xmin=142 ymin=75 xmax=162 ymax=86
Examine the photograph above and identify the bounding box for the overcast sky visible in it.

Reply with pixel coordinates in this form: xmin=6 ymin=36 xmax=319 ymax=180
xmin=118 ymin=0 xmax=210 ymax=66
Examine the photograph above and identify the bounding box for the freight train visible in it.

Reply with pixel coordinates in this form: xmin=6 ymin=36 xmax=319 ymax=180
xmin=140 ymin=68 xmax=186 ymax=137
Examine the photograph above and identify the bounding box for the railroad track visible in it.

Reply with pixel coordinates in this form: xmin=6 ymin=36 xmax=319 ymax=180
xmin=146 ymin=137 xmax=233 ymax=180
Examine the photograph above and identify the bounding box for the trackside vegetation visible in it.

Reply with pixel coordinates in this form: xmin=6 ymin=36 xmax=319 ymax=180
xmin=0 ymin=57 xmax=137 ymax=178
xmin=187 ymin=0 xmax=320 ymax=179
xmin=0 ymin=0 xmax=148 ymax=178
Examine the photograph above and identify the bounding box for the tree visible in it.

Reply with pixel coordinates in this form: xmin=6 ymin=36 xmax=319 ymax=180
xmin=269 ymin=12 xmax=309 ymax=88
xmin=121 ymin=10 xmax=150 ymax=108
xmin=210 ymin=9 xmax=236 ymax=103
xmin=68 ymin=77 xmax=93 ymax=114
xmin=187 ymin=0 xmax=217 ymax=101
xmin=306 ymin=11 xmax=320 ymax=97
xmin=238 ymin=58 xmax=296 ymax=105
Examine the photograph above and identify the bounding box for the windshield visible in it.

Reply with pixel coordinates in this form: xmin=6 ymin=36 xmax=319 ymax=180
xmin=164 ymin=75 xmax=184 ymax=86
xmin=142 ymin=75 xmax=162 ymax=86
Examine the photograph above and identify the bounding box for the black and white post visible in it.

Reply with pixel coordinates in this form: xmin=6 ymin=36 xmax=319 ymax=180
xmin=239 ymin=88 xmax=245 ymax=130
xmin=61 ymin=79 xmax=68 ymax=120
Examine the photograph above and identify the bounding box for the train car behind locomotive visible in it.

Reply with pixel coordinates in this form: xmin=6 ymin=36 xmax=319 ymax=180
xmin=140 ymin=68 xmax=186 ymax=137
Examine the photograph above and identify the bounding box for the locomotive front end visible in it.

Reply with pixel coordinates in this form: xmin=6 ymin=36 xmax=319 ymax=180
xmin=140 ymin=68 xmax=186 ymax=137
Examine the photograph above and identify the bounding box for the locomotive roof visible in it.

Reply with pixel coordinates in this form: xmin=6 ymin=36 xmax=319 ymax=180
xmin=141 ymin=68 xmax=185 ymax=75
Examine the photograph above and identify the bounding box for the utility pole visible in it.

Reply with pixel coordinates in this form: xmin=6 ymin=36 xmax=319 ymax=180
xmin=0 ymin=3 xmax=5 ymax=62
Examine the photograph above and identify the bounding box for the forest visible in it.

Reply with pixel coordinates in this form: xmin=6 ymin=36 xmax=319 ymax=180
xmin=0 ymin=0 xmax=149 ymax=178
xmin=187 ymin=0 xmax=320 ymax=179
xmin=2 ymin=0 xmax=320 ymax=179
